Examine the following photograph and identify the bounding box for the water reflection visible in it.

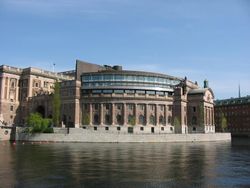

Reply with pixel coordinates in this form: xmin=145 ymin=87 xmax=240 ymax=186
xmin=1 ymin=140 xmax=250 ymax=188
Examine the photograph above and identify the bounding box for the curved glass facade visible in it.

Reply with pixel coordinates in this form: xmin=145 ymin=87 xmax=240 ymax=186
xmin=81 ymin=73 xmax=181 ymax=91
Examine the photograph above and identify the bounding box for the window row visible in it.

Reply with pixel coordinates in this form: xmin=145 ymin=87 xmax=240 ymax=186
xmin=82 ymin=89 xmax=172 ymax=96
xmin=82 ymin=74 xmax=180 ymax=85
xmin=82 ymin=81 xmax=173 ymax=89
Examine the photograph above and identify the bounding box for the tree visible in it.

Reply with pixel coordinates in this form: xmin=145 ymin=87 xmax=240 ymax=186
xmin=26 ymin=113 xmax=53 ymax=133
xmin=82 ymin=113 xmax=90 ymax=125
xmin=128 ymin=115 xmax=136 ymax=126
xmin=52 ymin=81 xmax=61 ymax=127
xmin=173 ymin=117 xmax=180 ymax=131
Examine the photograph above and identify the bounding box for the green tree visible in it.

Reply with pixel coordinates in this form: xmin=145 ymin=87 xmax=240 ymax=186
xmin=128 ymin=115 xmax=136 ymax=126
xmin=221 ymin=112 xmax=227 ymax=132
xmin=82 ymin=113 xmax=90 ymax=125
xmin=26 ymin=113 xmax=53 ymax=133
xmin=52 ymin=81 xmax=61 ymax=127
xmin=173 ymin=117 xmax=180 ymax=131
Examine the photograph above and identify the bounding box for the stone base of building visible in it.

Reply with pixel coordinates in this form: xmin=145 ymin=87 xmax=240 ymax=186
xmin=0 ymin=127 xmax=12 ymax=141
xmin=14 ymin=127 xmax=231 ymax=143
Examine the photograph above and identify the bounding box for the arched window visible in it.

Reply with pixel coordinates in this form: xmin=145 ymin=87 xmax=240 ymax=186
xmin=159 ymin=115 xmax=165 ymax=125
xmin=93 ymin=114 xmax=99 ymax=125
xmin=150 ymin=115 xmax=155 ymax=125
xmin=139 ymin=115 xmax=145 ymax=125
xmin=116 ymin=114 xmax=122 ymax=125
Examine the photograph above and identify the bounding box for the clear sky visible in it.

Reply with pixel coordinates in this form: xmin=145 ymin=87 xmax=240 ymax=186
xmin=1 ymin=0 xmax=250 ymax=99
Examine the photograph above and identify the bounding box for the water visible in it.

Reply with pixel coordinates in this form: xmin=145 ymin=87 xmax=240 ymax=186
xmin=1 ymin=138 xmax=250 ymax=188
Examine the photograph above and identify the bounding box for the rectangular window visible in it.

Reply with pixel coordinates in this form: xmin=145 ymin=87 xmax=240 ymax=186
xmin=136 ymin=90 xmax=145 ymax=94
xmin=161 ymin=127 xmax=164 ymax=131
xmin=94 ymin=127 xmax=97 ymax=131
xmin=84 ymin=104 xmax=88 ymax=110
xmin=103 ymin=90 xmax=113 ymax=94
xmin=116 ymin=104 xmax=122 ymax=110
xmin=149 ymin=105 xmax=155 ymax=110
xmin=105 ymin=104 xmax=110 ymax=110
xmin=114 ymin=90 xmax=124 ymax=94
xmin=117 ymin=127 xmax=121 ymax=131
xmin=10 ymin=105 xmax=14 ymax=111
xmin=128 ymin=104 xmax=134 ymax=110
xmin=168 ymin=105 xmax=172 ymax=111
xmin=92 ymin=90 xmax=102 ymax=94
xmin=160 ymin=105 xmax=164 ymax=111
xmin=146 ymin=91 xmax=155 ymax=95
xmin=139 ymin=104 xmax=144 ymax=110
xmin=156 ymin=91 xmax=164 ymax=96
xmin=105 ymin=127 xmax=109 ymax=131
xmin=140 ymin=127 xmax=144 ymax=131
xmin=125 ymin=90 xmax=135 ymax=94
xmin=94 ymin=104 xmax=99 ymax=110
xmin=193 ymin=107 xmax=196 ymax=112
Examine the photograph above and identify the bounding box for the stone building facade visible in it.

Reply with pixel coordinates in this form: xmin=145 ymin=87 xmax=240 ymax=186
xmin=0 ymin=60 xmax=215 ymax=134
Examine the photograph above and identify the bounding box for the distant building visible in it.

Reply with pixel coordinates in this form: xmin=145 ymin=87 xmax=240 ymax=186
xmin=0 ymin=60 xmax=215 ymax=134
xmin=215 ymin=96 xmax=250 ymax=135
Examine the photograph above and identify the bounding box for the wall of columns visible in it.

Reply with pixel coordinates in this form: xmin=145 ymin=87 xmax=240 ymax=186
xmin=81 ymin=102 xmax=174 ymax=128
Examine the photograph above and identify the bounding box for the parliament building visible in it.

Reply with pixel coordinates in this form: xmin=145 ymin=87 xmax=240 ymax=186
xmin=0 ymin=60 xmax=215 ymax=134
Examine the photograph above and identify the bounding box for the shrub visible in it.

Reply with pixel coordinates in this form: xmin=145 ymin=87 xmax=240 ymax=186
xmin=26 ymin=113 xmax=53 ymax=133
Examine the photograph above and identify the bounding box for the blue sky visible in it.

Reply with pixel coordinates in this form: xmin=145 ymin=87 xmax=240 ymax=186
xmin=1 ymin=0 xmax=250 ymax=99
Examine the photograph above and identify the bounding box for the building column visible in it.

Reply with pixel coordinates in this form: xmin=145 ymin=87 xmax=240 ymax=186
xmin=165 ymin=105 xmax=168 ymax=126
xmin=145 ymin=104 xmax=148 ymax=126
xmin=123 ymin=103 xmax=127 ymax=126
xmin=134 ymin=104 xmax=137 ymax=125
xmin=212 ymin=108 xmax=214 ymax=126
xmin=204 ymin=106 xmax=207 ymax=126
xmin=6 ymin=77 xmax=10 ymax=99
xmin=74 ymin=99 xmax=80 ymax=128
xmin=112 ymin=103 xmax=115 ymax=126
xmin=89 ymin=103 xmax=92 ymax=126
xmin=155 ymin=104 xmax=159 ymax=126
xmin=0 ymin=77 xmax=5 ymax=100
xmin=100 ymin=103 xmax=103 ymax=126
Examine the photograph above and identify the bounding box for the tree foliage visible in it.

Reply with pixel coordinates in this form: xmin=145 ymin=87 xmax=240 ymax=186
xmin=221 ymin=112 xmax=227 ymax=132
xmin=173 ymin=117 xmax=180 ymax=128
xmin=128 ymin=115 xmax=136 ymax=126
xmin=26 ymin=113 xmax=53 ymax=133
xmin=53 ymin=81 xmax=61 ymax=127
xmin=82 ymin=113 xmax=90 ymax=125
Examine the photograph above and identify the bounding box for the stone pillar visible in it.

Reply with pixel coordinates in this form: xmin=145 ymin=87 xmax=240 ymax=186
xmin=145 ymin=104 xmax=148 ymax=126
xmin=74 ymin=99 xmax=80 ymax=128
xmin=123 ymin=103 xmax=127 ymax=126
xmin=0 ymin=77 xmax=5 ymax=99
xmin=6 ymin=77 xmax=10 ymax=99
xmin=112 ymin=103 xmax=115 ymax=125
xmin=89 ymin=103 xmax=92 ymax=126
xmin=212 ymin=108 xmax=214 ymax=126
xmin=134 ymin=104 xmax=137 ymax=125
xmin=100 ymin=103 xmax=103 ymax=126
xmin=155 ymin=104 xmax=159 ymax=126
xmin=165 ymin=105 xmax=168 ymax=126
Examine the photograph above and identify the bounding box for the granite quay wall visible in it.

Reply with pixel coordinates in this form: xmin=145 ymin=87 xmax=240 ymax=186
xmin=14 ymin=127 xmax=231 ymax=143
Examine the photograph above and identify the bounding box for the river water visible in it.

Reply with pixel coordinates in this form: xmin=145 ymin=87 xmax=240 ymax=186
xmin=0 ymin=138 xmax=250 ymax=188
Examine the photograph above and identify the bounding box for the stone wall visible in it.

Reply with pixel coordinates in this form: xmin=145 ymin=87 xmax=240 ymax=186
xmin=14 ymin=127 xmax=231 ymax=143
